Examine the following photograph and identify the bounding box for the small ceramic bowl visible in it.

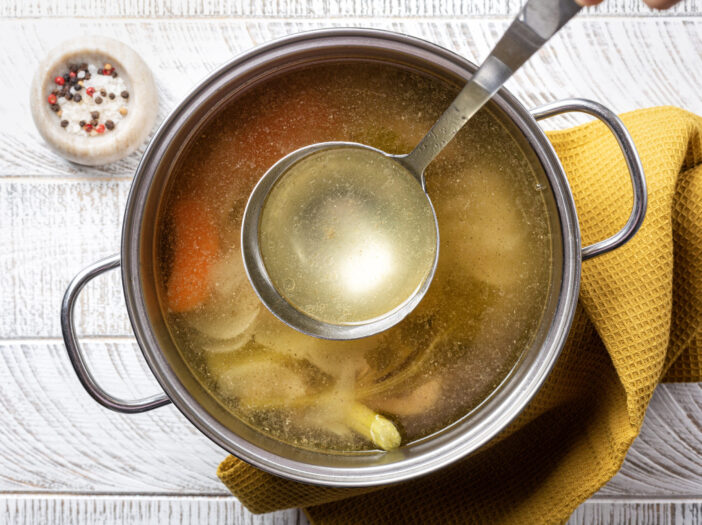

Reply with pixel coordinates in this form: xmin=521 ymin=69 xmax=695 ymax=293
xmin=30 ymin=36 xmax=158 ymax=165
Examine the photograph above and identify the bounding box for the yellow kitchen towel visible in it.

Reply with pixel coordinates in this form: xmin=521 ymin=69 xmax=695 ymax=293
xmin=217 ymin=106 xmax=702 ymax=524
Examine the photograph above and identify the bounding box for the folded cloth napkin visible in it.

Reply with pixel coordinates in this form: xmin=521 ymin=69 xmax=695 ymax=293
xmin=217 ymin=106 xmax=702 ymax=524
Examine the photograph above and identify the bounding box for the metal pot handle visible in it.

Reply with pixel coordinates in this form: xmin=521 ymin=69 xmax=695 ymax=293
xmin=530 ymin=98 xmax=647 ymax=260
xmin=60 ymin=254 xmax=171 ymax=413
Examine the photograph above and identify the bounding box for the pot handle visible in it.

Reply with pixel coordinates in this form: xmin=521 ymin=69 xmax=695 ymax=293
xmin=530 ymin=98 xmax=647 ymax=260
xmin=60 ymin=254 xmax=171 ymax=413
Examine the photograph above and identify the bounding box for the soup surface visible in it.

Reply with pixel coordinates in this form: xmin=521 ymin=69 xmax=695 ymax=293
xmin=156 ymin=62 xmax=552 ymax=452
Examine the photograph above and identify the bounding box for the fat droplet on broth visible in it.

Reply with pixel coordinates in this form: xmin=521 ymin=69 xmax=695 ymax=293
xmin=156 ymin=63 xmax=552 ymax=452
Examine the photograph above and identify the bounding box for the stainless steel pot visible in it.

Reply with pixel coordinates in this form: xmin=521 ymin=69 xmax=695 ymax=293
xmin=61 ymin=29 xmax=646 ymax=487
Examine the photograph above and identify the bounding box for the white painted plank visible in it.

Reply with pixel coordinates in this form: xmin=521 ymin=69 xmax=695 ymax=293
xmin=0 ymin=180 xmax=132 ymax=338
xmin=1 ymin=18 xmax=701 ymax=177
xmin=0 ymin=341 xmax=227 ymax=494
xmin=2 ymin=0 xmax=701 ymax=18
xmin=569 ymin=499 xmax=702 ymax=524
xmin=1 ymin=494 xmax=702 ymax=525
xmin=0 ymin=495 xmax=304 ymax=525
xmin=0 ymin=337 xmax=700 ymax=499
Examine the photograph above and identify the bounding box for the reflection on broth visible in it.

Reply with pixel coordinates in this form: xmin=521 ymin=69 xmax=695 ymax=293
xmin=156 ymin=63 xmax=552 ymax=452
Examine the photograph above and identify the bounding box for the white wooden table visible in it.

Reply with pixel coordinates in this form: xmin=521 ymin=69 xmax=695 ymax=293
xmin=2 ymin=1 xmax=702 ymax=523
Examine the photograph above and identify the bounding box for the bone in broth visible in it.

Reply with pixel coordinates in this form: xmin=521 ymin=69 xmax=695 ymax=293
xmin=156 ymin=63 xmax=552 ymax=452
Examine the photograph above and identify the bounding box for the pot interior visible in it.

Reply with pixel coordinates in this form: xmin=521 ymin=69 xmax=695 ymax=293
xmin=124 ymin=30 xmax=576 ymax=486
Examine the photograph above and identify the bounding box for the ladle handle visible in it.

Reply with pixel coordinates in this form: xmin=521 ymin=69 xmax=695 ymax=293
xmin=403 ymin=0 xmax=582 ymax=180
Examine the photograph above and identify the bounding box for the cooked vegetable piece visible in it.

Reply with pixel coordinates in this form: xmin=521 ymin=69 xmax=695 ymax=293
xmin=186 ymin=304 xmax=259 ymax=341
xmin=205 ymin=350 xmax=308 ymax=408
xmin=371 ymin=379 xmax=441 ymax=417
xmin=253 ymin=310 xmax=378 ymax=377
xmin=201 ymin=332 xmax=251 ymax=354
xmin=346 ymin=402 xmax=401 ymax=451
xmin=167 ymin=198 xmax=219 ymax=312
xmin=184 ymin=249 xmax=261 ymax=340
xmin=438 ymin=177 xmax=528 ymax=288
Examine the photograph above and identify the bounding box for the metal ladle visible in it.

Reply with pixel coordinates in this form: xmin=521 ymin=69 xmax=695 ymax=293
xmin=242 ymin=0 xmax=582 ymax=340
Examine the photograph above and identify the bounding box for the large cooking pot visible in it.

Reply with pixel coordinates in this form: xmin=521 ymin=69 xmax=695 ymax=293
xmin=60 ymin=29 xmax=646 ymax=487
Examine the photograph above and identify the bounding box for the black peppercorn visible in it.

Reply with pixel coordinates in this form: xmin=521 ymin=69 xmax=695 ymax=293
xmin=120 ymin=90 xmax=129 ymax=99
xmin=74 ymin=84 xmax=82 ymax=91
xmin=60 ymin=120 xmax=69 ymax=128
xmin=108 ymin=93 xmax=115 ymax=100
xmin=95 ymin=96 xmax=103 ymax=104
xmin=105 ymin=120 xmax=115 ymax=130
xmin=91 ymin=111 xmax=99 ymax=119
xmin=99 ymin=89 xmax=107 ymax=97
xmin=74 ymin=94 xmax=82 ymax=102
xmin=79 ymin=120 xmax=86 ymax=127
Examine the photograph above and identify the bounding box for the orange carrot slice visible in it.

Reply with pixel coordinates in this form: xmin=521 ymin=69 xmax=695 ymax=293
xmin=166 ymin=198 xmax=219 ymax=313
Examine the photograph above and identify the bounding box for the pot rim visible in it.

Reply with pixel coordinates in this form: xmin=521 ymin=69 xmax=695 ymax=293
xmin=120 ymin=27 xmax=580 ymax=487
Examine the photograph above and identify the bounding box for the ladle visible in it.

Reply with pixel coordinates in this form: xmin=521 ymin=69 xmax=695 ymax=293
xmin=242 ymin=0 xmax=582 ymax=340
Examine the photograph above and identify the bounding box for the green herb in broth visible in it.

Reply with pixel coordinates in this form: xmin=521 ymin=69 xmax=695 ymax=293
xmin=156 ymin=62 xmax=552 ymax=453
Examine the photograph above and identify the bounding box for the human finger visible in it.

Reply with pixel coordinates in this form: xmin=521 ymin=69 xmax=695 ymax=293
xmin=643 ymin=0 xmax=682 ymax=9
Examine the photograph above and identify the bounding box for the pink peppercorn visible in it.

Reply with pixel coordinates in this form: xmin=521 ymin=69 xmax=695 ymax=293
xmin=96 ymin=124 xmax=105 ymax=134
xmin=47 ymin=94 xmax=57 ymax=104
xmin=86 ymin=87 xmax=95 ymax=97
xmin=55 ymin=76 xmax=65 ymax=86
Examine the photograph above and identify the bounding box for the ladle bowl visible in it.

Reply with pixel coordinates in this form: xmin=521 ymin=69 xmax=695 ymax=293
xmin=241 ymin=0 xmax=582 ymax=339
xmin=241 ymin=141 xmax=441 ymax=340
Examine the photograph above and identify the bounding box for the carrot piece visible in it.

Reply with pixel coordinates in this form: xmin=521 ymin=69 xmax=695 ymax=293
xmin=166 ymin=198 xmax=219 ymax=313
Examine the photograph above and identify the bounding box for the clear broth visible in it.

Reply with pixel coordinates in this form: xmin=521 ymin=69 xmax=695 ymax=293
xmin=156 ymin=62 xmax=552 ymax=452
xmin=260 ymin=147 xmax=438 ymax=324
